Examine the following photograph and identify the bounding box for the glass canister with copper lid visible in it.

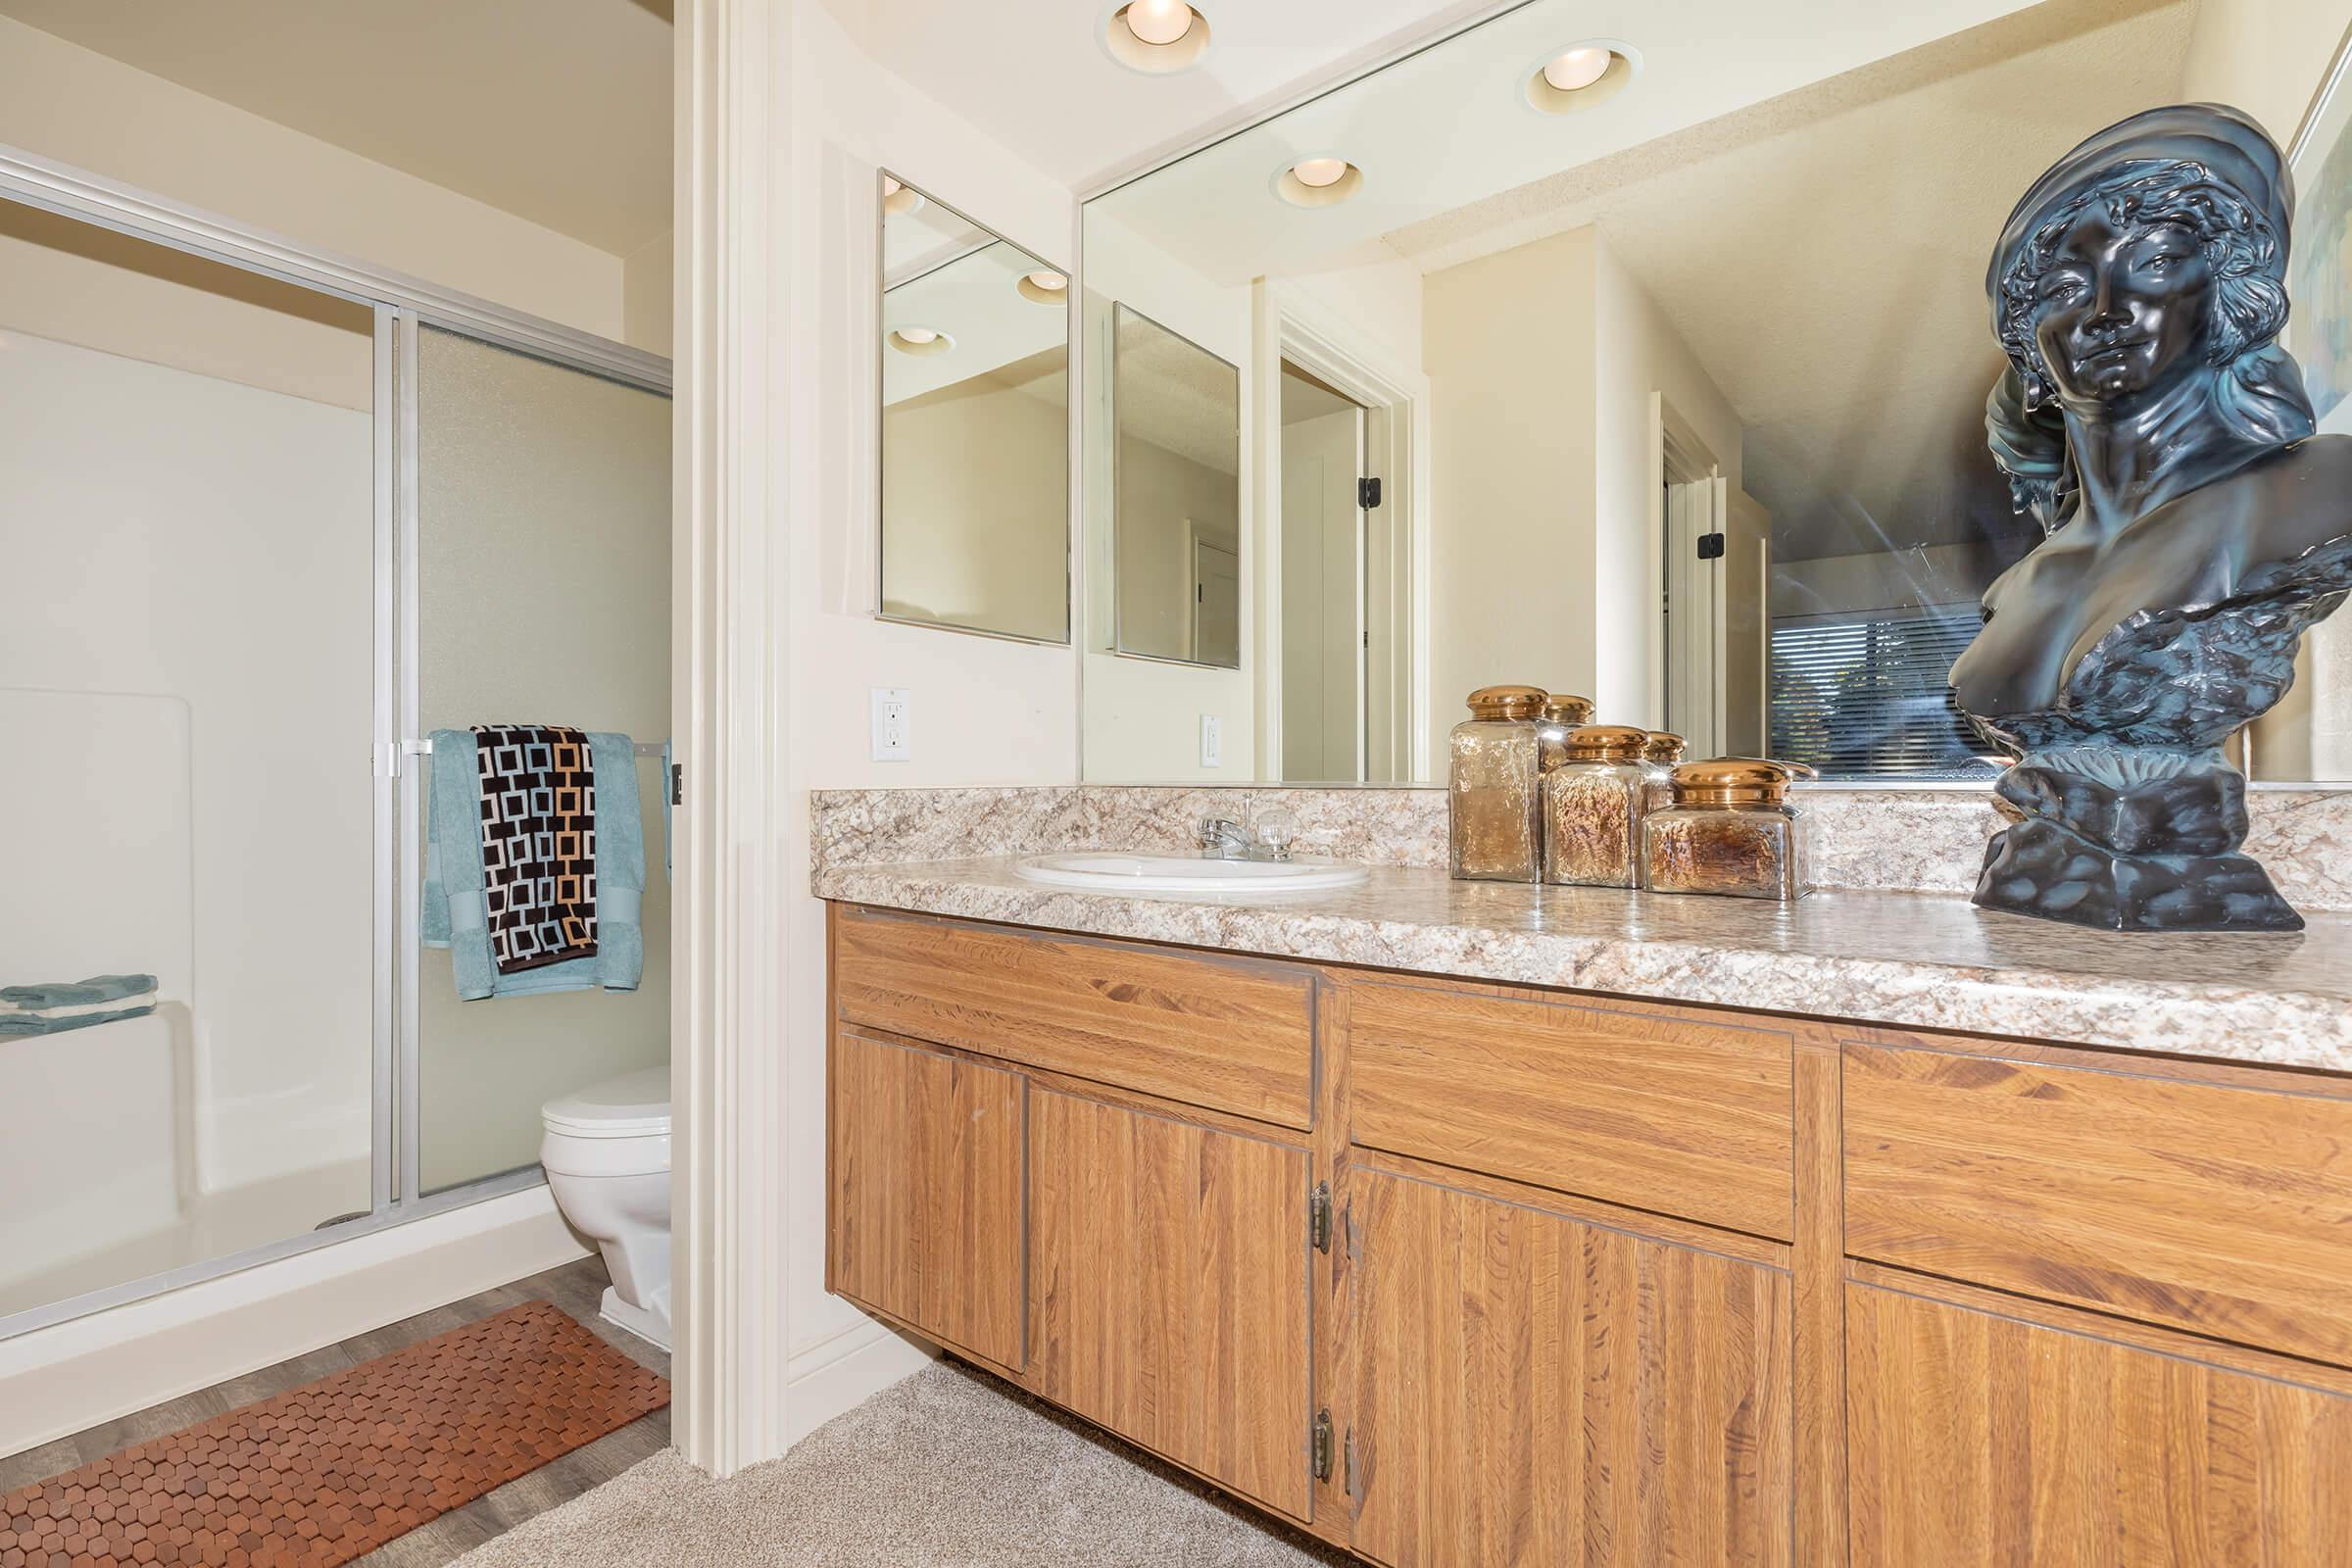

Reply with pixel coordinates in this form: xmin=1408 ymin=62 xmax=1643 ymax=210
xmin=1640 ymin=731 xmax=1686 ymax=813
xmin=1534 ymin=693 xmax=1596 ymax=775
xmin=1448 ymin=685 xmax=1546 ymax=882
xmin=1641 ymin=758 xmax=1815 ymax=900
xmin=1542 ymin=724 xmax=1650 ymax=888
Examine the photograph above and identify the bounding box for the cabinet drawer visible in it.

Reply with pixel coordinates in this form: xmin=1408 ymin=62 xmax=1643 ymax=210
xmin=834 ymin=906 xmax=1315 ymax=1128
xmin=1845 ymin=1041 xmax=2352 ymax=1367
xmin=1343 ymin=978 xmax=1795 ymax=1240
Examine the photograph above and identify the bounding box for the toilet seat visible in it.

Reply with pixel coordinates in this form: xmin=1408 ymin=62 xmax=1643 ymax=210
xmin=542 ymin=1066 xmax=670 ymax=1138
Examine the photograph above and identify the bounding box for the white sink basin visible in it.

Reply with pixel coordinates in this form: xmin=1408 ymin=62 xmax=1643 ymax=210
xmin=1012 ymin=852 xmax=1369 ymax=896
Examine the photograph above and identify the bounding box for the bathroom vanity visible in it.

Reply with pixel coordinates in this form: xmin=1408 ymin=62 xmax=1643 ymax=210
xmin=819 ymin=838 xmax=2352 ymax=1567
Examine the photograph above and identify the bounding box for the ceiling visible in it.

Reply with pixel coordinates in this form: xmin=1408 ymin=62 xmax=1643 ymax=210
xmin=821 ymin=0 xmax=1517 ymax=191
xmin=1085 ymin=0 xmax=2046 ymax=286
xmin=0 ymin=0 xmax=672 ymax=255
xmin=1119 ymin=309 xmax=1242 ymax=474
xmin=1089 ymin=0 xmax=2196 ymax=563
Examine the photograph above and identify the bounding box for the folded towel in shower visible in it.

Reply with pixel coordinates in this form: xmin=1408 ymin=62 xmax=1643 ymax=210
xmin=0 ymin=973 xmax=157 ymax=1010
xmin=0 ymin=974 xmax=159 ymax=1037
xmin=424 ymin=728 xmax=645 ymax=1002
xmin=0 ymin=1004 xmax=155 ymax=1037
xmin=471 ymin=723 xmax=600 ymax=975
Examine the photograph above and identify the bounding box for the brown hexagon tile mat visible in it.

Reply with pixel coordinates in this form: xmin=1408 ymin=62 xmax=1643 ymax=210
xmin=0 ymin=1299 xmax=668 ymax=1568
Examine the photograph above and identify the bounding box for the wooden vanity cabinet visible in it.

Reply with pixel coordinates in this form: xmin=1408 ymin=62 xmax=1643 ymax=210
xmin=826 ymin=1029 xmax=1025 ymax=1371
xmin=1349 ymin=1160 xmax=1793 ymax=1568
xmin=1846 ymin=1271 xmax=2352 ymax=1567
xmin=1028 ymin=1084 xmax=1316 ymax=1522
xmin=827 ymin=904 xmax=2352 ymax=1565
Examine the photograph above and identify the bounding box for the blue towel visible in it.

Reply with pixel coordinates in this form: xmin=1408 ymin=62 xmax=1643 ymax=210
xmin=423 ymin=728 xmax=645 ymax=1001
xmin=0 ymin=974 xmax=158 ymax=1037
xmin=0 ymin=1004 xmax=155 ymax=1037
xmin=1 ymin=974 xmax=156 ymax=1008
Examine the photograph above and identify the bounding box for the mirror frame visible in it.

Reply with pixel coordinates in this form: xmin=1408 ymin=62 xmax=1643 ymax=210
xmin=874 ymin=168 xmax=1074 ymax=648
xmin=1107 ymin=299 xmax=1246 ymax=670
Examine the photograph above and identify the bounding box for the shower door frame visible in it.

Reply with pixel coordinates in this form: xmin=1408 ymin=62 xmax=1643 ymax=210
xmin=0 ymin=144 xmax=672 ymax=1341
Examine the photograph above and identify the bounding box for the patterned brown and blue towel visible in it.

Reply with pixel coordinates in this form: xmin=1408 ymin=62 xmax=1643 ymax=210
xmin=471 ymin=724 xmax=600 ymax=975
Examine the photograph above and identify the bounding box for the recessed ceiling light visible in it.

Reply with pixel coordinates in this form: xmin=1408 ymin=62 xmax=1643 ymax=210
xmin=1274 ymin=157 xmax=1363 ymax=209
xmin=1017 ymin=270 xmax=1070 ymax=304
xmin=1542 ymin=47 xmax=1611 ymax=92
xmin=1524 ymin=41 xmax=1640 ymax=116
xmin=888 ymin=326 xmax=953 ymax=357
xmin=881 ymin=172 xmax=924 ymax=216
xmin=1102 ymin=2 xmax=1209 ymax=74
xmin=1122 ymin=0 xmax=1194 ymax=46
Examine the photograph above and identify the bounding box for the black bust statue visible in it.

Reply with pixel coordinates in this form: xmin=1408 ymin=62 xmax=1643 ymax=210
xmin=1951 ymin=104 xmax=2352 ymax=932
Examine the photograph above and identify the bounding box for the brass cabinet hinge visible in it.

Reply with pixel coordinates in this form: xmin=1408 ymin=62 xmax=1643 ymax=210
xmin=1311 ymin=1409 xmax=1335 ymax=1482
xmin=1309 ymin=1181 xmax=1333 ymax=1253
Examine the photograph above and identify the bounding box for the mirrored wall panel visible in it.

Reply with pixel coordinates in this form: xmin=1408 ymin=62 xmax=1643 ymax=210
xmin=1078 ymin=0 xmax=2352 ymax=785
xmin=1113 ymin=305 xmax=1243 ymax=667
xmin=880 ymin=173 xmax=1070 ymax=644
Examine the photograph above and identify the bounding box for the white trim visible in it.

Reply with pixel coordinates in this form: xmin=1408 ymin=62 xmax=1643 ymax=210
xmin=780 ymin=1318 xmax=935 ymax=1450
xmin=673 ymin=0 xmax=791 ymax=1479
xmin=0 ymin=1186 xmax=587 ymax=1459
xmin=0 ymin=145 xmax=670 ymax=394
xmin=1257 ymin=282 xmax=1434 ymax=782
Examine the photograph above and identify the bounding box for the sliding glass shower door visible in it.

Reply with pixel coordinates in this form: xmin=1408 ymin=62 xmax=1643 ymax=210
xmin=0 ymin=179 xmax=670 ymax=1337
xmin=410 ymin=325 xmax=673 ymax=1195
xmin=0 ymin=206 xmax=378 ymax=1322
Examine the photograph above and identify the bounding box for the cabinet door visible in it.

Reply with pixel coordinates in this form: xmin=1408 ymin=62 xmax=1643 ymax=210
xmin=827 ymin=1030 xmax=1025 ymax=1369
xmin=1848 ymin=1279 xmax=2352 ymax=1567
xmin=1352 ymin=1167 xmax=1792 ymax=1568
xmin=1027 ymin=1086 xmax=1314 ymax=1522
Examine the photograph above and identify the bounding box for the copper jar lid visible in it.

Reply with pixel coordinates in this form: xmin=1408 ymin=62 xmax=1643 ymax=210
xmin=1542 ymin=693 xmax=1594 ymax=726
xmin=1669 ymin=758 xmax=1808 ymax=806
xmin=1466 ymin=684 xmax=1547 ymax=720
xmin=1642 ymin=731 xmax=1686 ymax=764
xmin=1563 ymin=723 xmax=1647 ymax=761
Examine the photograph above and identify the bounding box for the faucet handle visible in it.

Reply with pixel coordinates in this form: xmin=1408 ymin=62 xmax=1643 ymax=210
xmin=1253 ymin=808 xmax=1297 ymax=861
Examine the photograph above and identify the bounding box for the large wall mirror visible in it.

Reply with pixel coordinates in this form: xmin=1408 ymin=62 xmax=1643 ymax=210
xmin=1078 ymin=0 xmax=2352 ymax=786
xmin=880 ymin=172 xmax=1070 ymax=644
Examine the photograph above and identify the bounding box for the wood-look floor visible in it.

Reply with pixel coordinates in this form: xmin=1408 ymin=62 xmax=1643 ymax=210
xmin=0 ymin=1255 xmax=668 ymax=1568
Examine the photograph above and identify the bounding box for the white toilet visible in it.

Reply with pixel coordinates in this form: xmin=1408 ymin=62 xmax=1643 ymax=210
xmin=541 ymin=1065 xmax=672 ymax=1350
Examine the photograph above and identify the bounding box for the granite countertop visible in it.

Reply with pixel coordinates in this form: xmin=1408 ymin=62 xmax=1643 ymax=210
xmin=814 ymin=856 xmax=2352 ymax=1074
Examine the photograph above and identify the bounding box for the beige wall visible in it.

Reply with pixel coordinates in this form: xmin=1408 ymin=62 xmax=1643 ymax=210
xmin=2182 ymin=0 xmax=2349 ymax=144
xmin=623 ymin=228 xmax=675 ymax=357
xmin=0 ymin=203 xmax=375 ymax=410
xmin=1424 ymin=224 xmax=1742 ymax=765
xmin=882 ymin=371 xmax=1068 ymax=642
xmin=0 ymin=16 xmax=630 ymax=342
xmin=1424 ymin=227 xmax=1602 ymax=764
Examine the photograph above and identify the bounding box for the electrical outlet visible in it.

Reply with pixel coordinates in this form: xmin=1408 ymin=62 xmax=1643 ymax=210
xmin=1200 ymin=713 xmax=1223 ymax=768
xmin=871 ymin=687 xmax=910 ymax=762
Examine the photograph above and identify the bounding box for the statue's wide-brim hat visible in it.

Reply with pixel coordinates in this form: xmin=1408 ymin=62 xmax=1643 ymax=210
xmin=1986 ymin=102 xmax=2292 ymax=300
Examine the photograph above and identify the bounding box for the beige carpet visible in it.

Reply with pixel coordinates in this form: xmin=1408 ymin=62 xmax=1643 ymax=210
xmin=448 ymin=1361 xmax=1348 ymax=1566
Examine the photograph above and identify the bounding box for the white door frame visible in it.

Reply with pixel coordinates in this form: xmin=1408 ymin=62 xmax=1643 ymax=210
xmin=1250 ymin=281 xmax=1431 ymax=782
xmin=673 ymin=0 xmax=790 ymax=1478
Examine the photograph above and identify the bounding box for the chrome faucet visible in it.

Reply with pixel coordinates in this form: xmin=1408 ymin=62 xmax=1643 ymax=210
xmin=1196 ymin=808 xmax=1298 ymax=861
xmin=1197 ymin=814 xmax=1252 ymax=859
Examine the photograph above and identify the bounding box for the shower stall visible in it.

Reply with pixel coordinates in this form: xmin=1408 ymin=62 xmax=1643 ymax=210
xmin=0 ymin=150 xmax=671 ymax=1333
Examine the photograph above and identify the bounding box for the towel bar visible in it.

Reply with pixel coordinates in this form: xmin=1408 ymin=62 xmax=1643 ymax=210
xmin=401 ymin=737 xmax=666 ymax=757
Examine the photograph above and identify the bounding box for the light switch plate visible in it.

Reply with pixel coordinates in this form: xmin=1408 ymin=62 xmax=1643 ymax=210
xmin=1200 ymin=713 xmax=1222 ymax=768
xmin=871 ymin=687 xmax=910 ymax=762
